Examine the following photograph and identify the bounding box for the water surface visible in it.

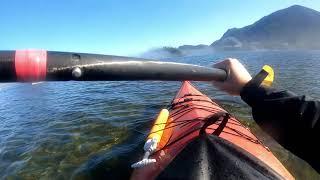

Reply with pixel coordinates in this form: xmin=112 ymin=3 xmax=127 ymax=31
xmin=1 ymin=50 xmax=320 ymax=179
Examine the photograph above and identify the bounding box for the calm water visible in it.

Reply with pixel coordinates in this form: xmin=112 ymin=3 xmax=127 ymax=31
xmin=1 ymin=51 xmax=320 ymax=179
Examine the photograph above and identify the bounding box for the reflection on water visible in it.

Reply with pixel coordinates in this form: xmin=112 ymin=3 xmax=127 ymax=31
xmin=1 ymin=51 xmax=320 ymax=179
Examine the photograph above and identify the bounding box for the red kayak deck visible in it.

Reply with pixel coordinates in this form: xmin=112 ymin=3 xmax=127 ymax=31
xmin=131 ymin=81 xmax=293 ymax=180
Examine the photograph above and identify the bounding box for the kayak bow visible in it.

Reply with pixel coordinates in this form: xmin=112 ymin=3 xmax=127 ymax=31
xmin=131 ymin=81 xmax=294 ymax=180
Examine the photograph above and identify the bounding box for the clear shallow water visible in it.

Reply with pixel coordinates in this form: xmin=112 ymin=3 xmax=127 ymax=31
xmin=1 ymin=50 xmax=320 ymax=179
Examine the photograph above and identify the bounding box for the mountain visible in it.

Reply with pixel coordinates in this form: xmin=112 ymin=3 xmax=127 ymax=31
xmin=142 ymin=5 xmax=320 ymax=58
xmin=211 ymin=5 xmax=320 ymax=50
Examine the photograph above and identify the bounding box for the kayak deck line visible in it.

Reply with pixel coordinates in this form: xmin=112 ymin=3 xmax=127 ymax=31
xmin=154 ymin=97 xmax=269 ymax=153
xmin=131 ymin=81 xmax=294 ymax=180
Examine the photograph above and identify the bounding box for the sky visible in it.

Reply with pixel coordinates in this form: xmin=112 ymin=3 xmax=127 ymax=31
xmin=0 ymin=0 xmax=320 ymax=56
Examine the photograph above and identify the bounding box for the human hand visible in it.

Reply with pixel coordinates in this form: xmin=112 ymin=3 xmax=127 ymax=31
xmin=213 ymin=58 xmax=252 ymax=96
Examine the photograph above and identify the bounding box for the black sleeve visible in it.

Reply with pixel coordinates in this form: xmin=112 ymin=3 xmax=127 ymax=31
xmin=240 ymin=82 xmax=320 ymax=173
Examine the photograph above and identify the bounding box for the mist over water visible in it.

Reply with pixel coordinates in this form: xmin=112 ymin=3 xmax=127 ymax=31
xmin=1 ymin=51 xmax=320 ymax=179
xmin=140 ymin=46 xmax=214 ymax=60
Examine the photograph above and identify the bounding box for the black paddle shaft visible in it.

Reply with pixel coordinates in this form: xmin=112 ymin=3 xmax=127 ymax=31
xmin=0 ymin=51 xmax=227 ymax=82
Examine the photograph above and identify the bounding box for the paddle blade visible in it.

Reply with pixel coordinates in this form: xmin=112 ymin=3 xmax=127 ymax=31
xmin=261 ymin=65 xmax=274 ymax=87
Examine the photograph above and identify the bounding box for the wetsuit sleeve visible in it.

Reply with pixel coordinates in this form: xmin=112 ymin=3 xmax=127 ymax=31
xmin=240 ymin=82 xmax=320 ymax=173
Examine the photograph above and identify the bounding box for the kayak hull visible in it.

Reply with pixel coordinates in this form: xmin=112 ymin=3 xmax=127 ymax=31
xmin=131 ymin=81 xmax=293 ymax=180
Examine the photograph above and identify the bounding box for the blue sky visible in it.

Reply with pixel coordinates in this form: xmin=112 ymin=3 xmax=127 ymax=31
xmin=0 ymin=0 xmax=319 ymax=56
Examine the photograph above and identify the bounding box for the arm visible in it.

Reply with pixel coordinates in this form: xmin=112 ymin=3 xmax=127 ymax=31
xmin=213 ymin=58 xmax=319 ymax=172
xmin=241 ymin=81 xmax=319 ymax=172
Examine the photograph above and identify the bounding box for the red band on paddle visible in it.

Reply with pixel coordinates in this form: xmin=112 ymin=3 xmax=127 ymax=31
xmin=15 ymin=50 xmax=47 ymax=81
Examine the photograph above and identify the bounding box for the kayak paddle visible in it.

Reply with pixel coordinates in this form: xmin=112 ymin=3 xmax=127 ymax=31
xmin=0 ymin=50 xmax=227 ymax=82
